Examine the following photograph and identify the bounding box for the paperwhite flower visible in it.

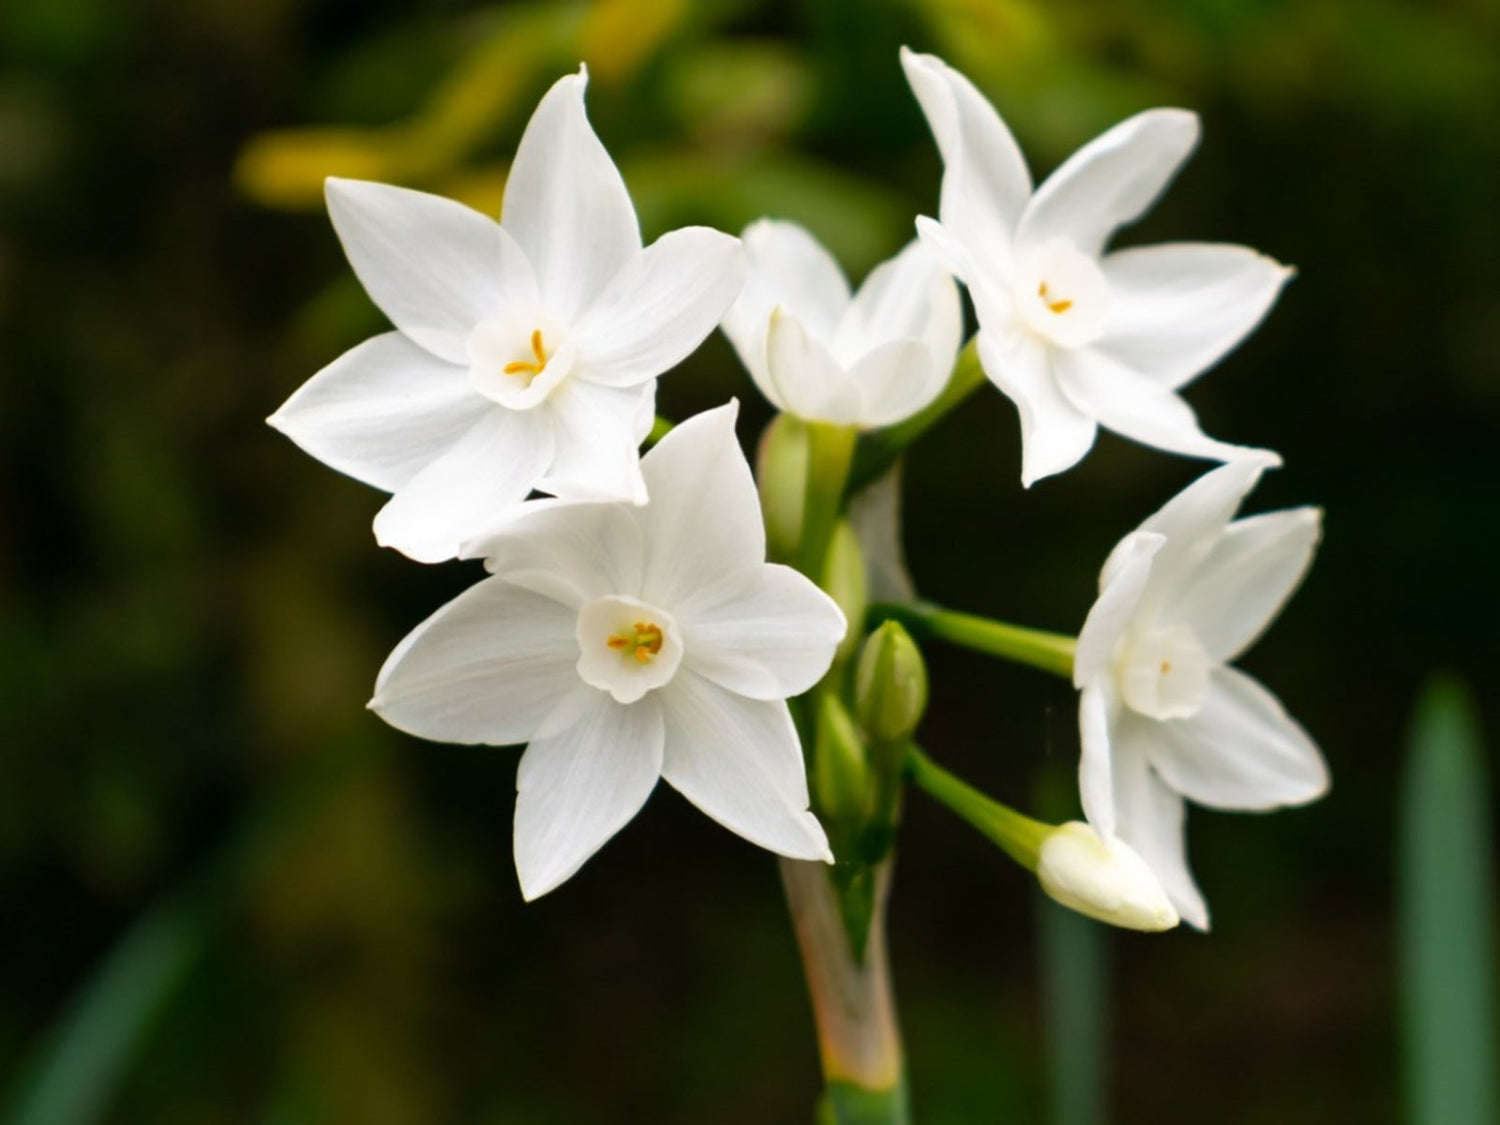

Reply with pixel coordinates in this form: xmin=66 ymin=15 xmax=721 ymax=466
xmin=1072 ymin=459 xmax=1328 ymax=929
xmin=721 ymin=220 xmax=962 ymax=427
xmin=1036 ymin=821 xmax=1179 ymax=932
xmin=370 ymin=402 xmax=843 ymax=899
xmin=901 ymin=48 xmax=1291 ymax=485
xmin=268 ymin=67 xmax=745 ymax=562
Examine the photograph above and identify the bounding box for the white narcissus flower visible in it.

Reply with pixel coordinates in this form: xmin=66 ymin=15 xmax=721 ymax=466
xmin=370 ymin=402 xmax=843 ymax=900
xmin=1072 ymin=459 xmax=1328 ymax=929
xmin=721 ymin=220 xmax=962 ymax=427
xmin=901 ymin=48 xmax=1290 ymax=486
xmin=267 ymin=67 xmax=744 ymax=562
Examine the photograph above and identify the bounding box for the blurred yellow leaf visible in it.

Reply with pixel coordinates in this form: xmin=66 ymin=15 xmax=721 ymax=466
xmin=581 ymin=0 xmax=691 ymax=83
xmin=234 ymin=127 xmax=414 ymax=210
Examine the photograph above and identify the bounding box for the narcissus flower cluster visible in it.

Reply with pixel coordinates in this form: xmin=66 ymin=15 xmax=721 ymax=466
xmin=270 ymin=53 xmax=1326 ymax=932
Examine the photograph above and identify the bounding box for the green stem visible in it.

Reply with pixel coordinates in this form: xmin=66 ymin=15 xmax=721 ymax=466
xmin=907 ymin=746 xmax=1051 ymax=870
xmin=799 ymin=422 xmax=858 ymax=581
xmin=847 ymin=338 xmax=985 ymax=493
xmin=647 ymin=414 xmax=675 ymax=445
xmin=870 ymin=601 xmax=1076 ymax=680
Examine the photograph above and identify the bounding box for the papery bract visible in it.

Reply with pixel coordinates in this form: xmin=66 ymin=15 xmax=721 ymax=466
xmin=370 ymin=403 xmax=844 ymax=899
xmin=268 ymin=67 xmax=745 ymax=562
xmin=902 ymin=48 xmax=1290 ymax=486
xmin=1072 ymin=459 xmax=1328 ymax=929
xmin=721 ymin=220 xmax=961 ymax=427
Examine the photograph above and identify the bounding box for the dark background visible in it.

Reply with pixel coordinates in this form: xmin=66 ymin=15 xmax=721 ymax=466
xmin=1 ymin=0 xmax=1496 ymax=1120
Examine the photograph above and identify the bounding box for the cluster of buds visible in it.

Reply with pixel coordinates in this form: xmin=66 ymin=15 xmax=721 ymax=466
xmin=269 ymin=50 xmax=1326 ymax=933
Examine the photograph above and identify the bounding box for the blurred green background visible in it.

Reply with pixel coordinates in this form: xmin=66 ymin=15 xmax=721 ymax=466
xmin=2 ymin=0 xmax=1497 ymax=1121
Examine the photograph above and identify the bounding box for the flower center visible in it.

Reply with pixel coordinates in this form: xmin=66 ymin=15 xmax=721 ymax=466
xmin=1117 ymin=624 xmax=1211 ymax=721
xmin=467 ymin=306 xmax=575 ymax=410
xmin=575 ymin=595 xmax=683 ymax=704
xmin=1015 ymin=238 xmax=1109 ymax=349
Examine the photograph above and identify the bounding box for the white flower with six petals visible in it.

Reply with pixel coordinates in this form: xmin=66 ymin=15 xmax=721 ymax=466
xmin=901 ymin=48 xmax=1291 ymax=486
xmin=1072 ymin=459 xmax=1328 ymax=929
xmin=721 ymin=220 xmax=962 ymax=428
xmin=268 ymin=67 xmax=745 ymax=562
xmin=370 ymin=403 xmax=844 ymax=900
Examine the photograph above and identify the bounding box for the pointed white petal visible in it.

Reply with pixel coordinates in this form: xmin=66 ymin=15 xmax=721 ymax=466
xmin=373 ymin=406 xmax=554 ymax=563
xmin=848 ymin=338 xmax=943 ymax=427
xmin=1074 ymin=531 xmax=1164 ymax=686
xmin=325 ymin=178 xmax=535 ymax=364
xmin=1017 ymin=109 xmax=1199 ymax=259
xmin=722 ymin=219 xmax=851 ymax=387
xmin=636 ymin=401 xmax=765 ymax=603
xmin=835 ymin=238 xmax=960 ymax=367
xmin=1133 ymin=458 xmax=1270 ymax=617
xmin=848 ymin=466 xmax=917 ymax=603
xmin=268 ymin=331 xmax=487 ymax=492
xmin=573 ymin=227 xmax=745 ymax=387
xmin=678 ymin=564 xmax=845 ymax=700
xmin=1099 ymin=243 xmax=1294 ymax=390
xmin=977 ymin=330 xmax=1098 ymax=487
xmin=370 ymin=577 xmax=578 ymax=745
xmin=465 ymin=498 xmax=646 ymax=610
xmin=659 ymin=671 xmax=832 ymax=861
xmin=501 ymin=69 xmax=641 ymax=320
xmin=1078 ymin=681 xmax=1117 ymax=838
xmin=1112 ymin=726 xmax=1210 ymax=930
xmin=1166 ymin=507 xmax=1322 ymax=663
xmin=513 ymin=687 xmax=664 ymax=899
xmin=534 ymin=380 xmax=650 ymax=503
xmin=763 ymin=309 xmax=862 ymax=423
xmin=1054 ymin=346 xmax=1278 ymax=466
xmin=1148 ymin=665 xmax=1329 ymax=811
xmin=901 ymin=48 xmax=1031 ymax=271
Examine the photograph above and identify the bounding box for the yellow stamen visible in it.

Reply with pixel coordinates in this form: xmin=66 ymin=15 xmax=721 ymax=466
xmin=607 ymin=621 xmax=664 ymax=664
xmin=1038 ymin=282 xmax=1073 ymax=315
xmin=502 ymin=328 xmax=551 ymax=383
xmin=1161 ymin=661 xmax=1172 ymax=674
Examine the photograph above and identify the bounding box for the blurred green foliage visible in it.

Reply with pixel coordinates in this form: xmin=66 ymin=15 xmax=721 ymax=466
xmin=1 ymin=0 xmax=1498 ymax=1120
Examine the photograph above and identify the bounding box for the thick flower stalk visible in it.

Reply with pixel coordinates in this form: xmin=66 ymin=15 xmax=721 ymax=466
xmin=902 ymin=48 xmax=1291 ymax=485
xmin=268 ymin=67 xmax=744 ymax=562
xmin=1073 ymin=459 xmax=1328 ymax=928
xmin=369 ymin=403 xmax=845 ymax=898
xmin=722 ymin=220 xmax=962 ymax=428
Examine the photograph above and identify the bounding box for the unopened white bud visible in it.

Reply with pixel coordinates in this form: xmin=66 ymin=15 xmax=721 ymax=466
xmin=1036 ymin=822 xmax=1179 ymax=932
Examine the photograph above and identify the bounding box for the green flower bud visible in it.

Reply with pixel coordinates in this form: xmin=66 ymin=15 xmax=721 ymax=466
xmin=855 ymin=620 xmax=928 ymax=744
xmin=823 ymin=521 xmax=867 ymax=665
xmin=755 ymin=412 xmax=808 ymax=564
xmin=812 ymin=691 xmax=870 ymax=843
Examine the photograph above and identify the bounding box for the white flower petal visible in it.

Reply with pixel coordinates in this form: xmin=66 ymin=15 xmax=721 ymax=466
xmin=1078 ymin=681 xmax=1117 ymax=838
xmin=722 ymin=219 xmax=851 ymax=387
xmin=465 ymin=499 xmax=646 ymax=611
xmin=1099 ymin=243 xmax=1294 ymax=390
xmin=1054 ymin=346 xmax=1278 ymax=466
xmin=1112 ymin=728 xmax=1209 ymax=930
xmin=372 ymin=406 xmax=554 ymax=563
xmin=848 ymin=338 xmax=944 ymax=428
xmin=637 ymin=401 xmax=766 ymax=603
xmin=534 ymin=380 xmax=650 ymax=503
xmin=1074 ymin=531 xmax=1164 ymax=686
xmin=268 ymin=331 xmax=487 ymax=492
xmin=1135 ymin=458 xmax=1269 ymax=615
xmin=678 ymin=564 xmax=846 ymax=700
xmin=573 ymin=227 xmax=745 ymax=387
xmin=901 ymin=48 xmax=1032 ymax=272
xmin=325 ymin=178 xmax=534 ymax=365
xmin=977 ymin=330 xmax=1098 ymax=487
xmin=501 ymin=69 xmax=641 ymax=320
xmin=1166 ymin=508 xmax=1322 ymax=663
xmin=848 ymin=466 xmax=917 ymax=603
xmin=765 ymin=309 xmax=862 ymax=423
xmin=835 ymin=238 xmax=960 ymax=368
xmin=1017 ymin=109 xmax=1199 ymax=259
xmin=513 ymin=686 xmax=664 ymax=900
xmin=370 ymin=577 xmax=578 ymax=746
xmin=659 ymin=671 xmax=832 ymax=861
xmin=1148 ymin=665 xmax=1329 ymax=811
